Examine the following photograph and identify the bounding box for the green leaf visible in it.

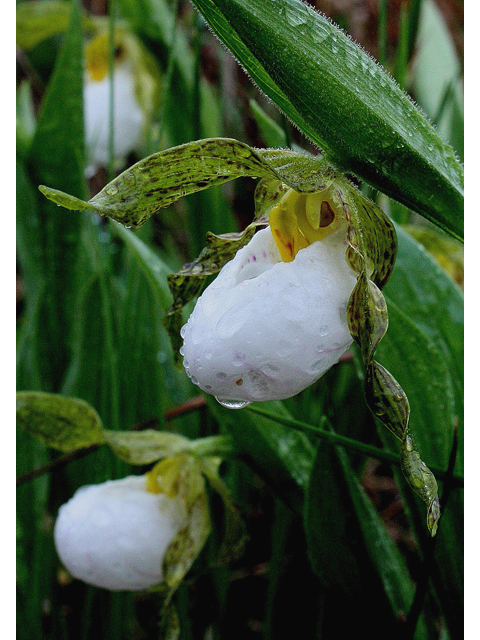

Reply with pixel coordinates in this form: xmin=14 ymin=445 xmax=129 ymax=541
xmin=403 ymin=225 xmax=464 ymax=287
xmin=209 ymin=398 xmax=315 ymax=513
xmin=61 ymin=223 xmax=122 ymax=437
xmin=20 ymin=0 xmax=86 ymax=392
xmin=16 ymin=81 xmax=36 ymax=158
xmin=27 ymin=0 xmax=86 ymax=195
xmin=114 ymin=225 xmax=192 ymax=422
xmin=249 ymin=98 xmax=287 ymax=148
xmin=334 ymin=444 xmax=428 ymax=637
xmin=201 ymin=459 xmax=248 ymax=564
xmin=16 ymin=160 xmax=44 ymax=305
xmin=376 ymin=300 xmax=456 ymax=474
xmin=16 ymin=0 xmax=92 ymax=51
xmin=189 ymin=0 xmax=463 ymax=240
xmin=305 ymin=421 xmax=430 ymax=636
xmin=413 ymin=0 xmax=463 ymax=157
xmin=16 ymin=391 xmax=106 ymax=451
xmin=305 ymin=440 xmax=363 ymax=594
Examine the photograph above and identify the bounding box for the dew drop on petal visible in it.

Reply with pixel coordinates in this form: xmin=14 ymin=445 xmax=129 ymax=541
xmin=233 ymin=353 xmax=246 ymax=366
xmin=319 ymin=324 xmax=328 ymax=336
xmin=309 ymin=360 xmax=326 ymax=374
xmin=214 ymin=397 xmax=251 ymax=410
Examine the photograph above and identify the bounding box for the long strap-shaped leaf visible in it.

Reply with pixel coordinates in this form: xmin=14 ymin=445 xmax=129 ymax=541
xmin=189 ymin=0 xmax=463 ymax=240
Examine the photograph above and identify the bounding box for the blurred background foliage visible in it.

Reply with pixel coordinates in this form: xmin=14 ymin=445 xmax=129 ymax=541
xmin=16 ymin=0 xmax=463 ymax=639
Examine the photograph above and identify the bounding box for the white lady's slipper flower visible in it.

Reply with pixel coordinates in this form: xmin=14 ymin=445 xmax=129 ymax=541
xmin=181 ymin=189 xmax=358 ymax=407
xmin=84 ymin=34 xmax=145 ymax=176
xmin=53 ymin=475 xmax=187 ymax=591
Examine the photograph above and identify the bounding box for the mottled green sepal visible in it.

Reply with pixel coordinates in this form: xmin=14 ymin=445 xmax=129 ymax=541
xmin=162 ymin=311 xmax=187 ymax=368
xmin=253 ymin=178 xmax=289 ymax=221
xmin=87 ymin=138 xmax=275 ymax=228
xmin=340 ymin=180 xmax=398 ymax=289
xmin=258 ymin=148 xmax=336 ymax=192
xmin=147 ymin=456 xmax=211 ymax=593
xmin=401 ymin=435 xmax=441 ymax=536
xmin=162 ymin=487 xmax=211 ymax=588
xmin=38 ymin=185 xmax=98 ymax=212
xmin=39 ymin=139 xmax=344 ymax=229
xmin=16 ymin=391 xmax=105 ymax=451
xmin=104 ymin=430 xmax=191 ymax=465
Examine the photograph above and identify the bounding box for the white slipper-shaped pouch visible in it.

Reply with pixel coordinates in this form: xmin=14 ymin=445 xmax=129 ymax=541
xmin=54 ymin=475 xmax=187 ymax=591
xmin=181 ymin=200 xmax=357 ymax=408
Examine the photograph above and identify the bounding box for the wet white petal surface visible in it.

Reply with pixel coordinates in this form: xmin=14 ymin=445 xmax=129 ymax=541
xmin=181 ymin=226 xmax=357 ymax=404
xmin=54 ymin=475 xmax=187 ymax=591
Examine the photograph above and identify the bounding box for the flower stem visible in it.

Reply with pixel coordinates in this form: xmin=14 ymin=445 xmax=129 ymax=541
xmin=246 ymin=406 xmax=463 ymax=488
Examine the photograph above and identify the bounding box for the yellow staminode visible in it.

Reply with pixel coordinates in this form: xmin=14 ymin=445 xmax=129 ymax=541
xmin=269 ymin=188 xmax=344 ymax=262
xmin=145 ymin=458 xmax=183 ymax=498
xmin=85 ymin=33 xmax=125 ymax=82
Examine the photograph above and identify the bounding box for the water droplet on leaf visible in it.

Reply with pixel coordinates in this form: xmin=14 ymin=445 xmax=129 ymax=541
xmin=124 ymin=172 xmax=136 ymax=186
